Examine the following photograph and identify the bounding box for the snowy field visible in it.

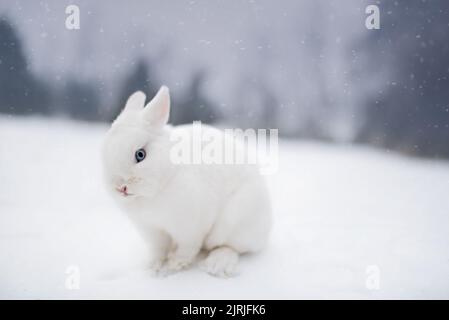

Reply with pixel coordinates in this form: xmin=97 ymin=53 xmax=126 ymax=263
xmin=1 ymin=116 xmax=449 ymax=299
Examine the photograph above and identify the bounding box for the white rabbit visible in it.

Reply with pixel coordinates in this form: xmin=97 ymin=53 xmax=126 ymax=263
xmin=102 ymin=86 xmax=272 ymax=277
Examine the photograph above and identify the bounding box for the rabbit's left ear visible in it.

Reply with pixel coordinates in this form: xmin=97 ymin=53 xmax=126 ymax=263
xmin=143 ymin=86 xmax=170 ymax=127
xmin=124 ymin=91 xmax=146 ymax=112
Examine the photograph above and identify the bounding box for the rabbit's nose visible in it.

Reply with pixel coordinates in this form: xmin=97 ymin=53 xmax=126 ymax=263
xmin=117 ymin=185 xmax=128 ymax=195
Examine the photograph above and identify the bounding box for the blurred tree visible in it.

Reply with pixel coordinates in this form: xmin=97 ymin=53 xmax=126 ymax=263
xmin=62 ymin=79 xmax=100 ymax=121
xmin=108 ymin=59 xmax=159 ymax=122
xmin=230 ymin=35 xmax=279 ymax=131
xmin=232 ymin=78 xmax=279 ymax=130
xmin=354 ymin=1 xmax=449 ymax=158
xmin=299 ymin=4 xmax=332 ymax=140
xmin=171 ymin=70 xmax=220 ymax=125
xmin=0 ymin=17 xmax=51 ymax=115
xmin=258 ymin=82 xmax=278 ymax=130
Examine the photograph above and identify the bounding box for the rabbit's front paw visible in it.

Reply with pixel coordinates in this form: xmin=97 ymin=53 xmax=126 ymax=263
xmin=166 ymin=255 xmax=193 ymax=272
xmin=148 ymin=258 xmax=168 ymax=277
xmin=200 ymin=246 xmax=239 ymax=278
xmin=166 ymin=248 xmax=197 ymax=272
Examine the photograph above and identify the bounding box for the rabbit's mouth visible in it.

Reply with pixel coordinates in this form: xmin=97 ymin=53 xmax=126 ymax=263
xmin=116 ymin=185 xmax=134 ymax=197
xmin=120 ymin=192 xmax=135 ymax=198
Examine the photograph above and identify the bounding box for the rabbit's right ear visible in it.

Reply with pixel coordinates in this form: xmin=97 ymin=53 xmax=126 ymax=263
xmin=124 ymin=91 xmax=146 ymax=113
xmin=142 ymin=86 xmax=170 ymax=128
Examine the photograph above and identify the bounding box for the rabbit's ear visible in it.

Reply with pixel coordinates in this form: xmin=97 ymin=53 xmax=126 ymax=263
xmin=142 ymin=86 xmax=170 ymax=127
xmin=124 ymin=91 xmax=146 ymax=112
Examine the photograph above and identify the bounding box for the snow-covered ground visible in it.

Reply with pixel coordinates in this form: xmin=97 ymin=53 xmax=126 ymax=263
xmin=1 ymin=116 xmax=449 ymax=299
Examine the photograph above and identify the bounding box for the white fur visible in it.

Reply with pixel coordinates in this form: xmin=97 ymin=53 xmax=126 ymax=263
xmin=102 ymin=86 xmax=272 ymax=277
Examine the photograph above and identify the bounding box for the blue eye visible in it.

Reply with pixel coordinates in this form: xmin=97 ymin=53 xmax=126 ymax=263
xmin=135 ymin=148 xmax=146 ymax=163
